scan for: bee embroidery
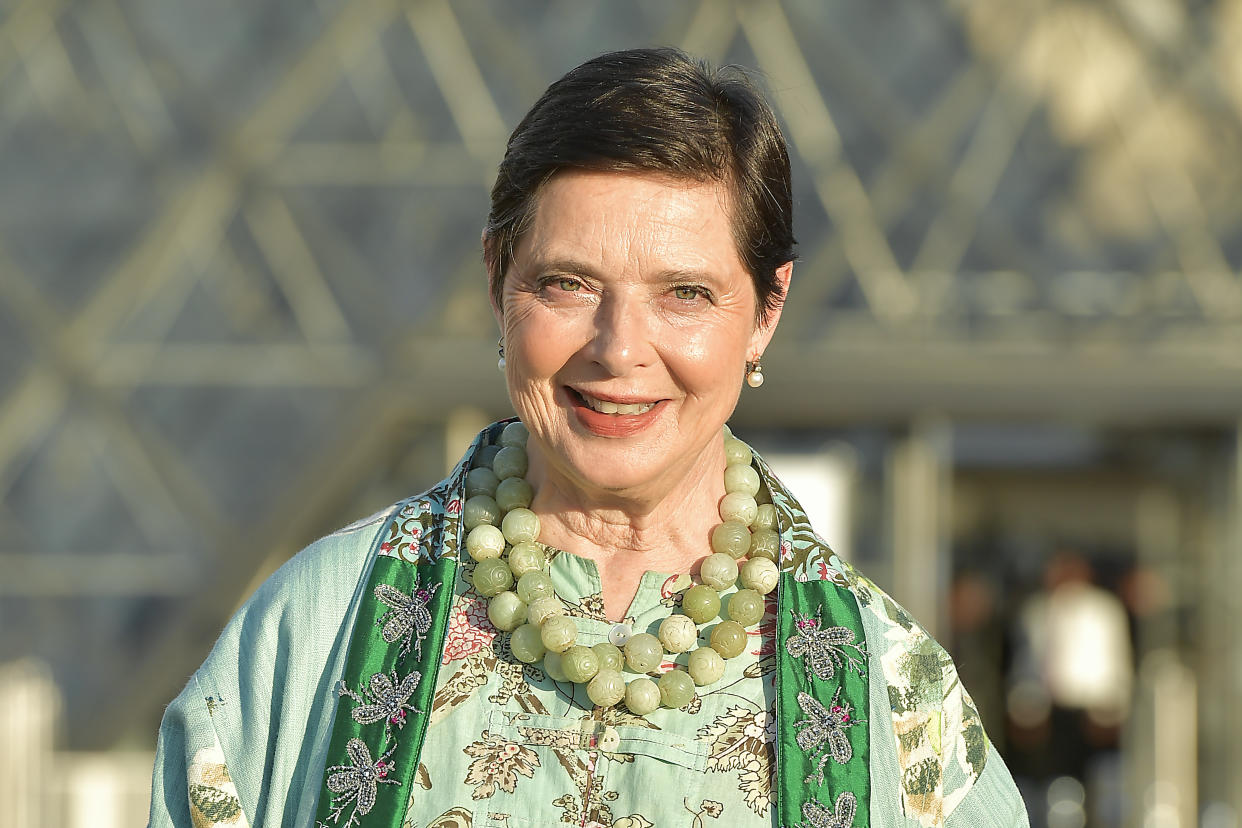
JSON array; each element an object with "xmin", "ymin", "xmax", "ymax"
[
  {"xmin": 784, "ymin": 608, "xmax": 866, "ymax": 683},
  {"xmin": 795, "ymin": 792, "xmax": 857, "ymax": 828},
  {"xmin": 204, "ymin": 695, "xmax": 226, "ymax": 717},
  {"xmin": 374, "ymin": 581, "xmax": 440, "ymax": 659},
  {"xmin": 793, "ymin": 688, "xmax": 860, "ymax": 785},
  {"xmin": 338, "ymin": 669, "xmax": 422, "ymax": 735},
  {"xmin": 323, "ymin": 737, "xmax": 399, "ymax": 826}
]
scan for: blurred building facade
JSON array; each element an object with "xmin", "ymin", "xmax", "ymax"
[{"xmin": 2, "ymin": 0, "xmax": 1242, "ymax": 825}]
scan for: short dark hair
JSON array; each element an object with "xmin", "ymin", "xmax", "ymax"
[{"xmin": 483, "ymin": 47, "xmax": 794, "ymax": 322}]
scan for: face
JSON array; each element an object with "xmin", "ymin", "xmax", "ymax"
[{"xmin": 494, "ymin": 169, "xmax": 790, "ymax": 500}]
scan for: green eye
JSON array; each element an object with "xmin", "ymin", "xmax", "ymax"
[
  {"xmin": 557, "ymin": 278, "xmax": 581, "ymax": 292},
  {"xmin": 673, "ymin": 286, "xmax": 703, "ymax": 301}
]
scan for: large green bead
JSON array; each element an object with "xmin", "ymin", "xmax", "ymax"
[
  {"xmin": 516, "ymin": 570, "xmax": 555, "ymax": 604},
  {"xmin": 727, "ymin": 588, "xmax": 765, "ymax": 627},
  {"xmin": 510, "ymin": 623, "xmax": 546, "ymax": 663},
  {"xmin": 748, "ymin": 527, "xmax": 780, "ymax": 562},
  {"xmin": 710, "ymin": 521, "xmax": 751, "ymax": 559},
  {"xmin": 724, "ymin": 464, "xmax": 761, "ymax": 496},
  {"xmin": 658, "ymin": 615, "xmax": 697, "ymax": 653},
  {"xmin": 587, "ymin": 668, "xmax": 626, "ymax": 707},
  {"xmin": 487, "ymin": 591, "xmax": 527, "ymax": 631},
  {"xmin": 492, "ymin": 446, "xmax": 528, "ymax": 480},
  {"xmin": 527, "ymin": 595, "xmax": 564, "ymax": 626},
  {"xmin": 687, "ymin": 646, "xmax": 725, "ymax": 686},
  {"xmin": 719, "ymin": 492, "xmax": 758, "ymax": 526},
  {"xmin": 501, "ymin": 508, "xmax": 541, "ymax": 545},
  {"xmin": 624, "ymin": 677, "xmax": 661, "ymax": 715},
  {"xmin": 463, "ymin": 496, "xmax": 501, "ymax": 531},
  {"xmin": 699, "ymin": 552, "xmax": 739, "ymax": 591},
  {"xmin": 465, "ymin": 524, "xmax": 506, "ymax": 561},
  {"xmin": 658, "ymin": 669, "xmax": 695, "ymax": 708},
  {"xmin": 507, "ymin": 542, "xmax": 546, "ymax": 578},
  {"xmin": 465, "ymin": 467, "xmax": 500, "ymax": 499},
  {"xmin": 740, "ymin": 556, "xmax": 779, "ymax": 595},
  {"xmin": 592, "ymin": 642, "xmax": 624, "ymax": 673},
  {"xmin": 495, "ymin": 477, "xmax": 534, "ymax": 512},
  {"xmin": 499, "ymin": 421, "xmax": 530, "ymax": 448},
  {"xmin": 540, "ymin": 614, "xmax": 578, "ymax": 653},
  {"xmin": 681, "ymin": 584, "xmax": 721, "ymax": 624},
  {"xmin": 624, "ymin": 632, "xmax": 663, "ymax": 673},
  {"xmin": 472, "ymin": 557, "xmax": 513, "ymax": 596},
  {"xmin": 562, "ymin": 645, "xmax": 600, "ymax": 683},
  {"xmin": 710, "ymin": 620, "xmax": 748, "ymax": 659},
  {"xmin": 723, "ymin": 437, "xmax": 752, "ymax": 467},
  {"xmin": 754, "ymin": 503, "xmax": 778, "ymax": 530}
]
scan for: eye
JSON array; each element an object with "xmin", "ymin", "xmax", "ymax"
[
  {"xmin": 558, "ymin": 278, "xmax": 582, "ymax": 292},
  {"xmin": 540, "ymin": 276, "xmax": 582, "ymax": 293},
  {"xmin": 672, "ymin": 285, "xmax": 707, "ymax": 301}
]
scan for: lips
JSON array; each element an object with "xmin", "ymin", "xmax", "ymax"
[
  {"xmin": 566, "ymin": 387, "xmax": 665, "ymax": 437},
  {"xmin": 575, "ymin": 390, "xmax": 656, "ymax": 416}
]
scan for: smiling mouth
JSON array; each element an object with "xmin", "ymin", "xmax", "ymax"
[{"xmin": 570, "ymin": 389, "xmax": 657, "ymax": 416}]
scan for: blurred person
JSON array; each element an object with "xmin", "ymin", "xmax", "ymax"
[{"xmin": 148, "ymin": 48, "xmax": 1026, "ymax": 827}]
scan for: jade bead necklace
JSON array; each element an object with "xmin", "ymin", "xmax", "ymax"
[{"xmin": 462, "ymin": 421, "xmax": 781, "ymax": 717}]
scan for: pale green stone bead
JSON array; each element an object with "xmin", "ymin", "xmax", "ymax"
[
  {"xmin": 500, "ymin": 507, "xmax": 540, "ymax": 545},
  {"xmin": 487, "ymin": 591, "xmax": 527, "ymax": 631},
  {"xmin": 465, "ymin": 467, "xmax": 500, "ymax": 499},
  {"xmin": 710, "ymin": 520, "xmax": 752, "ymax": 559},
  {"xmin": 623, "ymin": 632, "xmax": 663, "ymax": 673},
  {"xmin": 710, "ymin": 620, "xmax": 748, "ymax": 659},
  {"xmin": 699, "ymin": 552, "xmax": 739, "ymax": 592},
  {"xmin": 741, "ymin": 556, "xmax": 779, "ymax": 595},
  {"xmin": 719, "ymin": 492, "xmax": 758, "ymax": 526},
  {"xmin": 722, "ymin": 423, "xmax": 733, "ymax": 438},
  {"xmin": 471, "ymin": 444, "xmax": 502, "ymax": 469},
  {"xmin": 540, "ymin": 614, "xmax": 578, "ymax": 653},
  {"xmin": 463, "ymin": 496, "xmax": 501, "ymax": 531},
  {"xmin": 587, "ymin": 668, "xmax": 626, "ymax": 707},
  {"xmin": 724, "ymin": 464, "xmax": 761, "ymax": 497},
  {"xmin": 510, "ymin": 623, "xmax": 546, "ymax": 663},
  {"xmin": 727, "ymin": 588, "xmax": 765, "ymax": 627},
  {"xmin": 492, "ymin": 446, "xmax": 528, "ymax": 480},
  {"xmin": 687, "ymin": 646, "xmax": 725, "ymax": 686},
  {"xmin": 472, "ymin": 557, "xmax": 513, "ymax": 596},
  {"xmin": 495, "ymin": 477, "xmax": 534, "ymax": 513},
  {"xmin": 465, "ymin": 524, "xmax": 506, "ymax": 561},
  {"xmin": 723, "ymin": 437, "xmax": 752, "ymax": 467},
  {"xmin": 748, "ymin": 527, "xmax": 780, "ymax": 562},
  {"xmin": 499, "ymin": 421, "xmax": 530, "ymax": 448},
  {"xmin": 658, "ymin": 670, "xmax": 695, "ymax": 709},
  {"xmin": 527, "ymin": 595, "xmax": 564, "ymax": 626},
  {"xmin": 543, "ymin": 651, "xmax": 568, "ymax": 681},
  {"xmin": 624, "ymin": 676, "xmax": 661, "ymax": 716},
  {"xmin": 562, "ymin": 645, "xmax": 600, "ymax": 683},
  {"xmin": 658, "ymin": 614, "xmax": 698, "ymax": 653},
  {"xmin": 516, "ymin": 570, "xmax": 555, "ymax": 604},
  {"xmin": 592, "ymin": 642, "xmax": 624, "ymax": 673},
  {"xmin": 507, "ymin": 542, "xmax": 546, "ymax": 578},
  {"xmin": 681, "ymin": 584, "xmax": 721, "ymax": 624},
  {"xmin": 754, "ymin": 503, "xmax": 778, "ymax": 530}
]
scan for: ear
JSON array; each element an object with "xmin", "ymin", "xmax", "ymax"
[
  {"xmin": 483, "ymin": 228, "xmax": 504, "ymax": 326},
  {"xmin": 748, "ymin": 260, "xmax": 793, "ymax": 359}
]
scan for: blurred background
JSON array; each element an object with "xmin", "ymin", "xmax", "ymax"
[{"xmin": 1, "ymin": 0, "xmax": 1240, "ymax": 825}]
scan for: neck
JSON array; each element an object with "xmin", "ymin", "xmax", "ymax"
[{"xmin": 525, "ymin": 438, "xmax": 727, "ymax": 621}]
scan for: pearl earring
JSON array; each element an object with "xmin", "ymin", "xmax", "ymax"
[
  {"xmin": 497, "ymin": 341, "xmax": 506, "ymax": 372},
  {"xmin": 745, "ymin": 359, "xmax": 764, "ymax": 388}
]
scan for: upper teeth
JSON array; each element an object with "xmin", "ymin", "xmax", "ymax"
[{"xmin": 581, "ymin": 393, "xmax": 654, "ymax": 415}]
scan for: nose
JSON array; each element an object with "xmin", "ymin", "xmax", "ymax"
[{"xmin": 587, "ymin": 293, "xmax": 655, "ymax": 376}]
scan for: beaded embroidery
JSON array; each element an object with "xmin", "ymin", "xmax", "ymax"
[
  {"xmin": 338, "ymin": 669, "xmax": 423, "ymax": 737},
  {"xmin": 323, "ymin": 737, "xmax": 400, "ymax": 826},
  {"xmin": 374, "ymin": 581, "xmax": 441, "ymax": 659},
  {"xmin": 793, "ymin": 688, "xmax": 861, "ymax": 785},
  {"xmin": 784, "ymin": 608, "xmax": 866, "ymax": 684},
  {"xmin": 794, "ymin": 792, "xmax": 857, "ymax": 828}
]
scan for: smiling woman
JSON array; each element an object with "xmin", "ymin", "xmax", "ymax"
[{"xmin": 149, "ymin": 49, "xmax": 1028, "ymax": 828}]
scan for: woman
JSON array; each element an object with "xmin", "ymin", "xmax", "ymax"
[{"xmin": 150, "ymin": 48, "xmax": 1028, "ymax": 827}]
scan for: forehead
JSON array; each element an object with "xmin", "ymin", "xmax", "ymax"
[{"xmin": 519, "ymin": 169, "xmax": 743, "ymax": 272}]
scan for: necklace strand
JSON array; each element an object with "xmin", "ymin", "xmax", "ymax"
[{"xmin": 461, "ymin": 422, "xmax": 780, "ymax": 716}]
